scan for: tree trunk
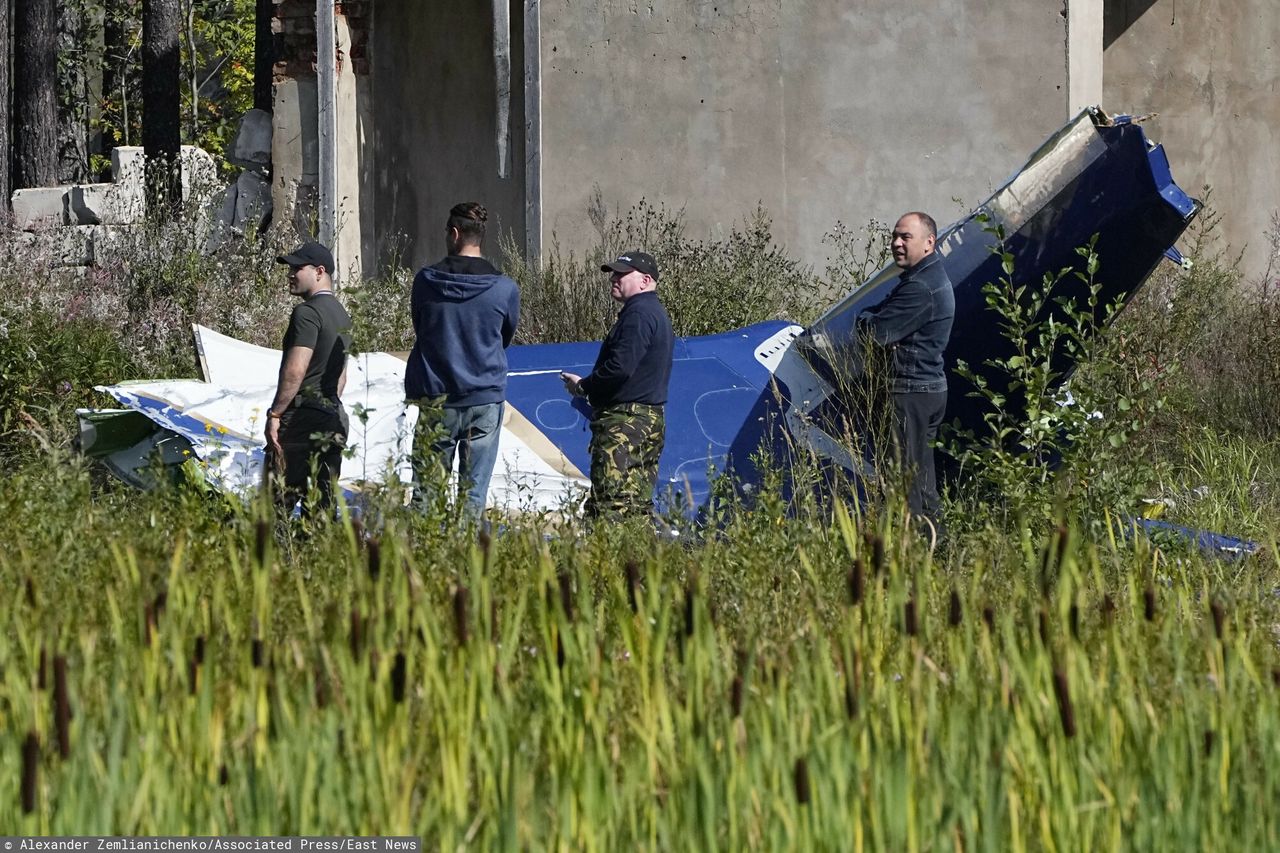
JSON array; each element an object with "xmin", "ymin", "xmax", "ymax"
[
  {"xmin": 13, "ymin": 0, "xmax": 58, "ymax": 189},
  {"xmin": 0, "ymin": 0, "xmax": 12, "ymax": 209},
  {"xmin": 142, "ymin": 0, "xmax": 182, "ymax": 218},
  {"xmin": 57, "ymin": 3, "xmax": 90, "ymax": 184},
  {"xmin": 253, "ymin": 0, "xmax": 275, "ymax": 112}
]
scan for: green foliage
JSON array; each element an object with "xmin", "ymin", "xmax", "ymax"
[
  {"xmin": 945, "ymin": 223, "xmax": 1165, "ymax": 532},
  {"xmin": 506, "ymin": 193, "xmax": 826, "ymax": 343}
]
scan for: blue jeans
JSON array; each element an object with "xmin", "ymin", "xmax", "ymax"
[{"xmin": 411, "ymin": 401, "xmax": 504, "ymax": 515}]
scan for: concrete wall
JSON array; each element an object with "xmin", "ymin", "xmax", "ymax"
[
  {"xmin": 536, "ymin": 1, "xmax": 1071, "ymax": 275},
  {"xmin": 1103, "ymin": 0, "xmax": 1280, "ymax": 278},
  {"xmin": 371, "ymin": 0, "xmax": 526, "ymax": 271}
]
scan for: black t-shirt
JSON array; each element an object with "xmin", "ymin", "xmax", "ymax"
[{"xmin": 282, "ymin": 292, "xmax": 352, "ymax": 400}]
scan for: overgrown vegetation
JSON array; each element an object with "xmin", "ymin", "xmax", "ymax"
[{"xmin": 1, "ymin": 196, "xmax": 1279, "ymax": 843}]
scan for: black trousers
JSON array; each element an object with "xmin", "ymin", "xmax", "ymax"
[
  {"xmin": 266, "ymin": 405, "xmax": 347, "ymax": 517},
  {"xmin": 891, "ymin": 391, "xmax": 946, "ymax": 523}
]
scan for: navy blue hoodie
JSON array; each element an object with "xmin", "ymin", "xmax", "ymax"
[{"xmin": 404, "ymin": 256, "xmax": 520, "ymax": 407}]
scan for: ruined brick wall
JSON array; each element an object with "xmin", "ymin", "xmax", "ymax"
[{"xmin": 272, "ymin": 0, "xmax": 372, "ymax": 80}]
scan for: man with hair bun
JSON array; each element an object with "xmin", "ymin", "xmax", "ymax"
[
  {"xmin": 405, "ymin": 202, "xmax": 520, "ymax": 516},
  {"xmin": 858, "ymin": 211, "xmax": 954, "ymax": 535}
]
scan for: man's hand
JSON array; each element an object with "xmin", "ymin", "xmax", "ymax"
[
  {"xmin": 264, "ymin": 413, "xmax": 283, "ymax": 455},
  {"xmin": 560, "ymin": 372, "xmax": 585, "ymax": 398}
]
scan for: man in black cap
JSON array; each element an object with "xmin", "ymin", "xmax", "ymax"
[
  {"xmin": 561, "ymin": 251, "xmax": 674, "ymax": 520},
  {"xmin": 265, "ymin": 240, "xmax": 353, "ymax": 516}
]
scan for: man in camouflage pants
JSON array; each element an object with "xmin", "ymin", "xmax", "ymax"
[{"xmin": 561, "ymin": 251, "xmax": 674, "ymax": 520}]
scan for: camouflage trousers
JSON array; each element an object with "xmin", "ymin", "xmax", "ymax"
[{"xmin": 584, "ymin": 402, "xmax": 666, "ymax": 521}]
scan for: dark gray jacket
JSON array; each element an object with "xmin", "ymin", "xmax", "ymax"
[{"xmin": 858, "ymin": 251, "xmax": 954, "ymax": 394}]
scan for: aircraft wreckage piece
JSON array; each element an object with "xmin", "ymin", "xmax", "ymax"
[{"xmin": 82, "ymin": 108, "xmax": 1198, "ymax": 520}]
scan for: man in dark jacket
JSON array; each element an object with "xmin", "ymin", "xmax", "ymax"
[
  {"xmin": 265, "ymin": 240, "xmax": 352, "ymax": 516},
  {"xmin": 405, "ymin": 202, "xmax": 520, "ymax": 515},
  {"xmin": 858, "ymin": 212, "xmax": 955, "ymax": 529},
  {"xmin": 561, "ymin": 251, "xmax": 674, "ymax": 520}
]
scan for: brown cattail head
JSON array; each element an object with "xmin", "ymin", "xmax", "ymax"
[
  {"xmin": 1144, "ymin": 585, "xmax": 1157, "ymax": 622},
  {"xmin": 37, "ymin": 647, "xmax": 47, "ymax": 690},
  {"xmin": 1210, "ymin": 599, "xmax": 1226, "ymax": 640},
  {"xmin": 390, "ymin": 652, "xmax": 407, "ymax": 703},
  {"xmin": 254, "ymin": 519, "xmax": 270, "ymax": 567},
  {"xmin": 904, "ymin": 598, "xmax": 918, "ymax": 637},
  {"xmin": 314, "ymin": 663, "xmax": 329, "ymax": 709},
  {"xmin": 730, "ymin": 674, "xmax": 744, "ymax": 718},
  {"xmin": 849, "ymin": 558, "xmax": 865, "ymax": 606},
  {"xmin": 1055, "ymin": 524, "xmax": 1070, "ymax": 565},
  {"xmin": 982, "ymin": 605, "xmax": 995, "ymax": 633},
  {"xmin": 22, "ymin": 730, "xmax": 38, "ymax": 813},
  {"xmin": 1038, "ymin": 607, "xmax": 1050, "ymax": 646},
  {"xmin": 793, "ymin": 757, "xmax": 811, "ymax": 805},
  {"xmin": 453, "ymin": 586, "xmax": 470, "ymax": 647},
  {"xmin": 477, "ymin": 527, "xmax": 492, "ymax": 569},
  {"xmin": 218, "ymin": 764, "xmax": 229, "ymax": 786},
  {"xmin": 625, "ymin": 559, "xmax": 641, "ymax": 613},
  {"xmin": 26, "ymin": 575, "xmax": 38, "ymax": 609},
  {"xmin": 558, "ymin": 570, "xmax": 575, "ymax": 623},
  {"xmin": 1069, "ymin": 604, "xmax": 1080, "ymax": 640},
  {"xmin": 1101, "ymin": 594, "xmax": 1116, "ymax": 627},
  {"xmin": 367, "ymin": 537, "xmax": 382, "ymax": 582},
  {"xmin": 555, "ymin": 631, "xmax": 566, "ymax": 669},
  {"xmin": 1052, "ymin": 668, "xmax": 1076, "ymax": 738},
  {"xmin": 868, "ymin": 532, "xmax": 886, "ymax": 575},
  {"xmin": 948, "ymin": 589, "xmax": 962, "ymax": 627},
  {"xmin": 251, "ymin": 637, "xmax": 264, "ymax": 669},
  {"xmin": 1203, "ymin": 729, "xmax": 1216, "ymax": 757},
  {"xmin": 349, "ymin": 609, "xmax": 364, "ymax": 658},
  {"xmin": 53, "ymin": 655, "xmax": 70, "ymax": 759},
  {"xmin": 1272, "ymin": 667, "xmax": 1280, "ymax": 689},
  {"xmin": 194, "ymin": 635, "xmax": 206, "ymax": 665}
]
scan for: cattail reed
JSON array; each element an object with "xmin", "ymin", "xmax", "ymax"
[
  {"xmin": 624, "ymin": 559, "xmax": 641, "ymax": 613},
  {"xmin": 1210, "ymin": 599, "xmax": 1226, "ymax": 640},
  {"xmin": 53, "ymin": 655, "xmax": 70, "ymax": 759},
  {"xmin": 867, "ymin": 532, "xmax": 886, "ymax": 575},
  {"xmin": 684, "ymin": 581, "xmax": 698, "ymax": 638},
  {"xmin": 849, "ymin": 558, "xmax": 865, "ymax": 606},
  {"xmin": 37, "ymin": 647, "xmax": 47, "ymax": 690},
  {"xmin": 904, "ymin": 598, "xmax": 918, "ymax": 637},
  {"xmin": 314, "ymin": 663, "xmax": 329, "ymax": 709},
  {"xmin": 366, "ymin": 536, "xmax": 381, "ymax": 581},
  {"xmin": 948, "ymin": 589, "xmax": 962, "ymax": 627},
  {"xmin": 349, "ymin": 609, "xmax": 364, "ymax": 658},
  {"xmin": 558, "ymin": 570, "xmax": 575, "ymax": 623},
  {"xmin": 793, "ymin": 757, "xmax": 811, "ymax": 805},
  {"xmin": 22, "ymin": 731, "xmax": 38, "ymax": 814},
  {"xmin": 844, "ymin": 652, "xmax": 861, "ymax": 719},
  {"xmin": 390, "ymin": 652, "xmax": 406, "ymax": 703},
  {"xmin": 1144, "ymin": 585, "xmax": 1157, "ymax": 621},
  {"xmin": 144, "ymin": 601, "xmax": 156, "ymax": 647},
  {"xmin": 453, "ymin": 586, "xmax": 470, "ymax": 647},
  {"xmin": 254, "ymin": 518, "xmax": 270, "ymax": 567},
  {"xmin": 730, "ymin": 649, "xmax": 747, "ymax": 718},
  {"xmin": 1052, "ymin": 667, "xmax": 1076, "ymax": 738}
]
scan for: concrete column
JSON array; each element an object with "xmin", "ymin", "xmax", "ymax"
[
  {"xmin": 316, "ymin": 0, "xmax": 338, "ymax": 269},
  {"xmin": 1067, "ymin": 0, "xmax": 1104, "ymax": 115},
  {"xmin": 523, "ymin": 0, "xmax": 542, "ymax": 263}
]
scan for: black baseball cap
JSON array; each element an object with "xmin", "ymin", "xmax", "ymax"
[
  {"xmin": 601, "ymin": 251, "xmax": 660, "ymax": 281},
  {"xmin": 277, "ymin": 240, "xmax": 334, "ymax": 272}
]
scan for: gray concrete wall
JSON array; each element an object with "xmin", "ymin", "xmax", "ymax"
[
  {"xmin": 371, "ymin": 1, "xmax": 526, "ymax": 272},
  {"xmin": 536, "ymin": 1, "xmax": 1071, "ymax": 277},
  {"xmin": 1103, "ymin": 0, "xmax": 1280, "ymax": 279}
]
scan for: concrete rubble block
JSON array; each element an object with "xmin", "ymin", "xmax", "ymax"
[
  {"xmin": 43, "ymin": 226, "xmax": 98, "ymax": 267},
  {"xmin": 230, "ymin": 109, "xmax": 273, "ymax": 170},
  {"xmin": 11, "ymin": 187, "xmax": 70, "ymax": 229},
  {"xmin": 180, "ymin": 146, "xmax": 220, "ymax": 202},
  {"xmin": 232, "ymin": 170, "xmax": 273, "ymax": 230},
  {"xmin": 68, "ymin": 183, "xmax": 145, "ymax": 226},
  {"xmin": 111, "ymin": 146, "xmax": 146, "ymax": 185}
]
